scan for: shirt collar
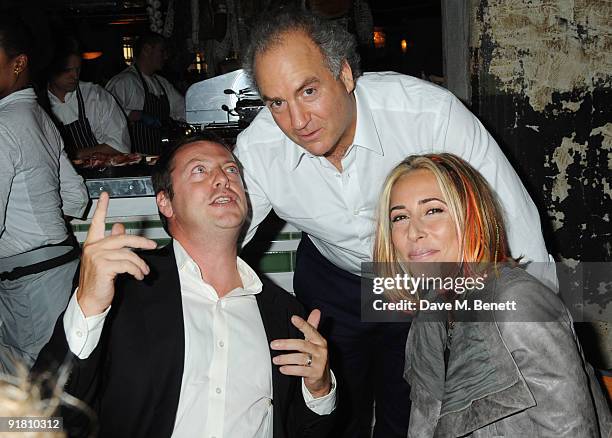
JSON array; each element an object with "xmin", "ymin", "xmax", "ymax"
[
  {"xmin": 287, "ymin": 80, "xmax": 383, "ymax": 171},
  {"xmin": 352, "ymin": 83, "xmax": 384, "ymax": 156},
  {"xmin": 48, "ymin": 87, "xmax": 77, "ymax": 106},
  {"xmin": 173, "ymin": 239, "xmax": 263, "ymax": 296},
  {"xmin": 0, "ymin": 87, "xmax": 36, "ymax": 108}
]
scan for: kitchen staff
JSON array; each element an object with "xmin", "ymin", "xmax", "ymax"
[
  {"xmin": 106, "ymin": 31, "xmax": 185, "ymax": 155},
  {"xmin": 43, "ymin": 36, "xmax": 131, "ymax": 159},
  {"xmin": 0, "ymin": 14, "xmax": 88, "ymax": 374}
]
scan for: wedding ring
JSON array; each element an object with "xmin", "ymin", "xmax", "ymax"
[{"xmin": 306, "ymin": 353, "xmax": 312, "ymax": 367}]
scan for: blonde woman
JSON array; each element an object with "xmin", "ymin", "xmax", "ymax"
[{"xmin": 373, "ymin": 153, "xmax": 611, "ymax": 437}]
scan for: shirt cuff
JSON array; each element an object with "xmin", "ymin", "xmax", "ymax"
[
  {"xmin": 301, "ymin": 370, "xmax": 337, "ymax": 415},
  {"xmin": 62, "ymin": 288, "xmax": 110, "ymax": 359}
]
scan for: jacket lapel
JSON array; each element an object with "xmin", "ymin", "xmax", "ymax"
[
  {"xmin": 256, "ymin": 284, "xmax": 293, "ymax": 435},
  {"xmin": 139, "ymin": 244, "xmax": 185, "ymax": 436}
]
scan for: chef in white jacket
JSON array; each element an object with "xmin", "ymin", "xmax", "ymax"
[
  {"xmin": 45, "ymin": 36, "xmax": 130, "ymax": 159},
  {"xmin": 106, "ymin": 31, "xmax": 185, "ymax": 155}
]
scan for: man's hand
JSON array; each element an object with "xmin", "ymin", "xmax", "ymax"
[
  {"xmin": 270, "ymin": 309, "xmax": 331, "ymax": 398},
  {"xmin": 76, "ymin": 192, "xmax": 157, "ymax": 317}
]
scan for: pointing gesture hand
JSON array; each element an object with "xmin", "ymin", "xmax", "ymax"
[{"xmin": 77, "ymin": 192, "xmax": 157, "ymax": 317}]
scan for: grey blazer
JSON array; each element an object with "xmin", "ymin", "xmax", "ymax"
[{"xmin": 404, "ymin": 266, "xmax": 612, "ymax": 438}]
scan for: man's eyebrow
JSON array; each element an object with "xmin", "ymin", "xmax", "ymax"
[
  {"xmin": 182, "ymin": 157, "xmax": 237, "ymax": 170},
  {"xmin": 296, "ymin": 77, "xmax": 319, "ymax": 94},
  {"xmin": 261, "ymin": 77, "xmax": 320, "ymax": 103}
]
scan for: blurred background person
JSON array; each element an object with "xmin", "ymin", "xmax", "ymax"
[
  {"xmin": 40, "ymin": 35, "xmax": 131, "ymax": 160},
  {"xmin": 0, "ymin": 13, "xmax": 88, "ymax": 375},
  {"xmin": 373, "ymin": 153, "xmax": 611, "ymax": 437},
  {"xmin": 106, "ymin": 31, "xmax": 185, "ymax": 155}
]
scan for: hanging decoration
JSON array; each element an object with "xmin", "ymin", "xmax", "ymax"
[
  {"xmin": 146, "ymin": 0, "xmax": 164, "ymax": 33},
  {"xmin": 163, "ymin": 0, "xmax": 175, "ymax": 38}
]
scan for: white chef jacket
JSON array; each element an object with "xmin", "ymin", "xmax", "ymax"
[
  {"xmin": 48, "ymin": 81, "xmax": 131, "ymax": 153},
  {"xmin": 106, "ymin": 65, "xmax": 186, "ymax": 122},
  {"xmin": 234, "ymin": 72, "xmax": 556, "ymax": 286},
  {"xmin": 63, "ymin": 240, "xmax": 336, "ymax": 437},
  {"xmin": 0, "ymin": 88, "xmax": 88, "ymax": 258}
]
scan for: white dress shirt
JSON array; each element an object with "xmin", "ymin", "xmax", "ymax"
[
  {"xmin": 0, "ymin": 88, "xmax": 88, "ymax": 257},
  {"xmin": 234, "ymin": 72, "xmax": 556, "ymax": 286},
  {"xmin": 48, "ymin": 81, "xmax": 131, "ymax": 153},
  {"xmin": 106, "ymin": 65, "xmax": 186, "ymax": 122},
  {"xmin": 63, "ymin": 240, "xmax": 336, "ymax": 437}
]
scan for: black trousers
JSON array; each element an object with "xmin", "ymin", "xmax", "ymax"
[{"xmin": 293, "ymin": 234, "xmax": 411, "ymax": 438}]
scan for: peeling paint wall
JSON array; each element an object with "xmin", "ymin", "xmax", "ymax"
[
  {"xmin": 470, "ymin": 0, "xmax": 611, "ymax": 366},
  {"xmin": 471, "ymin": 0, "xmax": 611, "ymax": 261}
]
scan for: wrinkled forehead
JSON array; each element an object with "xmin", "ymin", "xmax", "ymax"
[{"xmin": 253, "ymin": 30, "xmax": 328, "ymax": 79}]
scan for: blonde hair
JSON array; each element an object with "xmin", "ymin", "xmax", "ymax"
[
  {"xmin": 0, "ymin": 366, "xmax": 64, "ymax": 438},
  {"xmin": 373, "ymin": 153, "xmax": 511, "ymax": 298}
]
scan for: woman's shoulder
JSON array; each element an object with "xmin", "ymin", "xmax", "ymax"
[{"xmin": 489, "ymin": 265, "xmax": 567, "ymax": 321}]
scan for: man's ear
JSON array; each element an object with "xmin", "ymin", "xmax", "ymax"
[
  {"xmin": 339, "ymin": 60, "xmax": 355, "ymax": 94},
  {"xmin": 156, "ymin": 191, "xmax": 173, "ymax": 219}
]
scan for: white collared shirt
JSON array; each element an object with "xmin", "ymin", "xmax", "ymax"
[
  {"xmin": 48, "ymin": 81, "xmax": 131, "ymax": 153},
  {"xmin": 106, "ymin": 65, "xmax": 186, "ymax": 122},
  {"xmin": 234, "ymin": 72, "xmax": 556, "ymax": 286},
  {"xmin": 63, "ymin": 240, "xmax": 336, "ymax": 437}
]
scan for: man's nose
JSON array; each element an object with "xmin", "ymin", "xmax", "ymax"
[
  {"xmin": 212, "ymin": 167, "xmax": 230, "ymax": 188},
  {"xmin": 289, "ymin": 103, "xmax": 309, "ymax": 131}
]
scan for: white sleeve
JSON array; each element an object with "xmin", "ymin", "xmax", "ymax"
[
  {"xmin": 91, "ymin": 86, "xmax": 131, "ymax": 153},
  {"xmin": 63, "ymin": 289, "xmax": 111, "ymax": 359},
  {"xmin": 233, "ymin": 137, "xmax": 273, "ymax": 247},
  {"xmin": 0, "ymin": 128, "xmax": 19, "ymax": 236},
  {"xmin": 437, "ymin": 93, "xmax": 557, "ymax": 288},
  {"xmin": 301, "ymin": 370, "xmax": 337, "ymax": 415},
  {"xmin": 58, "ymin": 147, "xmax": 89, "ymax": 218},
  {"xmin": 106, "ymin": 74, "xmax": 144, "ymax": 114},
  {"xmin": 160, "ymin": 78, "xmax": 185, "ymax": 122}
]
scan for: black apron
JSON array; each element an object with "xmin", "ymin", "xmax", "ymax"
[
  {"xmin": 129, "ymin": 66, "xmax": 171, "ymax": 155},
  {"xmin": 57, "ymin": 84, "xmax": 98, "ymax": 157}
]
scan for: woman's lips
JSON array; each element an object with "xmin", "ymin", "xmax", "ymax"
[{"xmin": 408, "ymin": 249, "xmax": 439, "ymax": 260}]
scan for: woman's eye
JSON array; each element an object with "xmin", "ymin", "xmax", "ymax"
[
  {"xmin": 391, "ymin": 214, "xmax": 408, "ymax": 223},
  {"xmin": 226, "ymin": 165, "xmax": 239, "ymax": 174},
  {"xmin": 426, "ymin": 208, "xmax": 444, "ymax": 215}
]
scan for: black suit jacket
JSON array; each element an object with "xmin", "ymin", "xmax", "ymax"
[{"xmin": 35, "ymin": 244, "xmax": 335, "ymax": 438}]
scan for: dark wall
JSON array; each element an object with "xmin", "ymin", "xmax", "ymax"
[{"xmin": 470, "ymin": 0, "xmax": 612, "ymax": 368}]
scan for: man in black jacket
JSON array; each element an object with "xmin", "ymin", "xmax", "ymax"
[{"xmin": 35, "ymin": 133, "xmax": 336, "ymax": 437}]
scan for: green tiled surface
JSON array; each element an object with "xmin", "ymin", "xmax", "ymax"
[
  {"xmin": 72, "ymin": 221, "xmax": 164, "ymax": 232},
  {"xmin": 72, "ymin": 222, "xmax": 295, "ymax": 239},
  {"xmin": 72, "ymin": 222, "xmax": 297, "ymax": 273},
  {"xmin": 257, "ymin": 251, "xmax": 293, "ymax": 273}
]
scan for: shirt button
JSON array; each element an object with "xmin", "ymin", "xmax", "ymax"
[
  {"xmin": 216, "ymin": 387, "xmax": 222, "ymax": 394},
  {"xmin": 218, "ymin": 340, "xmax": 224, "ymax": 348},
  {"xmin": 76, "ymin": 330, "xmax": 83, "ymax": 338},
  {"xmin": 353, "ymin": 210, "xmax": 359, "ymax": 215},
  {"xmin": 335, "ymin": 174, "xmax": 341, "ymax": 178}
]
